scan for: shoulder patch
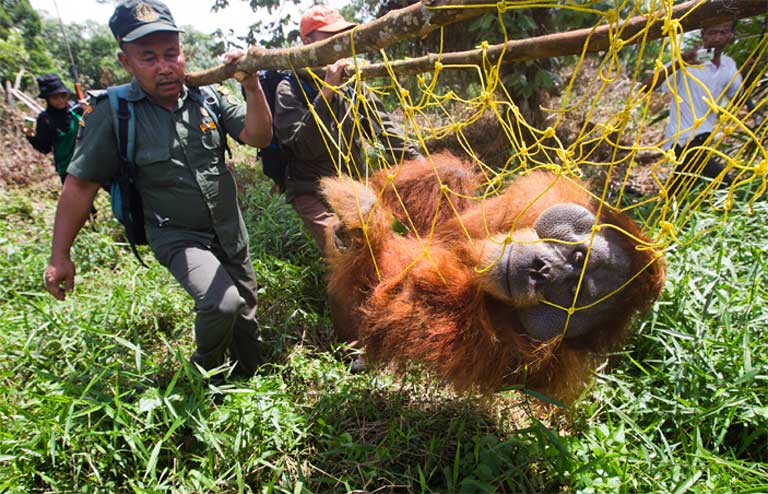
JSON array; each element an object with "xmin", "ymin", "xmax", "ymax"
[
  {"xmin": 215, "ymin": 84, "xmax": 241, "ymax": 105},
  {"xmin": 79, "ymin": 94, "xmax": 111, "ymax": 125},
  {"xmin": 87, "ymin": 89, "xmax": 108, "ymax": 101}
]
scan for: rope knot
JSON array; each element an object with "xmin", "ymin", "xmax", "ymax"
[
  {"xmin": 662, "ymin": 18, "xmax": 681, "ymax": 36},
  {"xmin": 756, "ymin": 159, "xmax": 768, "ymax": 175},
  {"xmin": 665, "ymin": 150, "xmax": 678, "ymax": 164}
]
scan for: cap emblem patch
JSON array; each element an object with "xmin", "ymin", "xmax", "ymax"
[{"xmin": 135, "ymin": 3, "xmax": 160, "ymax": 22}]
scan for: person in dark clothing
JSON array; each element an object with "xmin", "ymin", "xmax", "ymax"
[
  {"xmin": 23, "ymin": 74, "xmax": 85, "ymax": 183},
  {"xmin": 273, "ymin": 5, "xmax": 421, "ymax": 254}
]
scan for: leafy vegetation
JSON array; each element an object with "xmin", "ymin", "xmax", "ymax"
[
  {"xmin": 1, "ymin": 3, "xmax": 229, "ymax": 94},
  {"xmin": 0, "ymin": 144, "xmax": 765, "ymax": 492},
  {"xmin": 0, "ymin": 0, "xmax": 55, "ymax": 84},
  {"xmin": 40, "ymin": 18, "xmax": 129, "ymax": 89},
  {"xmin": 1, "ymin": 0, "xmax": 766, "ymax": 491}
]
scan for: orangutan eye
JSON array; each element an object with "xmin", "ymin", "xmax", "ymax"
[{"xmin": 572, "ymin": 249, "xmax": 585, "ymax": 267}]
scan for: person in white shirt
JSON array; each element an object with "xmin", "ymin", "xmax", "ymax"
[{"xmin": 646, "ymin": 21, "xmax": 744, "ymax": 191}]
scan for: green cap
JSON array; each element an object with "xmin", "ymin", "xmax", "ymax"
[{"xmin": 109, "ymin": 0, "xmax": 183, "ymax": 43}]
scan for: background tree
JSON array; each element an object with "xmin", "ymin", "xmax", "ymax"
[
  {"xmin": 38, "ymin": 15, "xmax": 229, "ymax": 91},
  {"xmin": 0, "ymin": 0, "xmax": 55, "ymax": 88},
  {"xmin": 40, "ymin": 18, "xmax": 128, "ymax": 90},
  {"xmin": 212, "ymin": 0, "xmax": 304, "ymax": 48},
  {"xmin": 181, "ymin": 28, "xmax": 229, "ymax": 72}
]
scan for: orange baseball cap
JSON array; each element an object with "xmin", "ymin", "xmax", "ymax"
[{"xmin": 300, "ymin": 5, "xmax": 356, "ymax": 39}]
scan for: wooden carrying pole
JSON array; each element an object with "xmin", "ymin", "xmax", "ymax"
[
  {"xmin": 186, "ymin": 0, "xmax": 496, "ymax": 86},
  {"xmin": 187, "ymin": 0, "xmax": 767, "ymax": 86}
]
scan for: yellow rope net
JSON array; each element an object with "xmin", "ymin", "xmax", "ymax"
[{"xmin": 286, "ymin": 0, "xmax": 767, "ymax": 333}]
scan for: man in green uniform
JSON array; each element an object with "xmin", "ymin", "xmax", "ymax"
[{"xmin": 42, "ymin": 0, "xmax": 273, "ymax": 379}]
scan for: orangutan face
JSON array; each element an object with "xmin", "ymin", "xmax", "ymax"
[{"xmin": 480, "ymin": 203, "xmax": 632, "ymax": 340}]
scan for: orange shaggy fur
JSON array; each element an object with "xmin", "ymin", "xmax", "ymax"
[{"xmin": 322, "ymin": 152, "xmax": 666, "ymax": 401}]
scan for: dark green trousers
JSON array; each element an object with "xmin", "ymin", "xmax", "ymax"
[{"xmin": 155, "ymin": 240, "xmax": 262, "ymax": 378}]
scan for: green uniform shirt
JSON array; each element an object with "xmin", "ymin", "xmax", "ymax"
[
  {"xmin": 273, "ymin": 79, "xmax": 421, "ymax": 200},
  {"xmin": 68, "ymin": 79, "xmax": 250, "ymax": 257}
]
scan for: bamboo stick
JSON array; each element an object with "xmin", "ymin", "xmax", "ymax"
[
  {"xmin": 11, "ymin": 88, "xmax": 44, "ymax": 113},
  {"xmin": 5, "ymin": 81, "xmax": 14, "ymax": 109}
]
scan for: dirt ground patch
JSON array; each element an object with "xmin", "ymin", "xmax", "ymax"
[{"xmin": 0, "ymin": 106, "xmax": 61, "ymax": 192}]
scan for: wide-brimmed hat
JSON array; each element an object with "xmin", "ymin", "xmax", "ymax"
[
  {"xmin": 37, "ymin": 74, "xmax": 71, "ymax": 99},
  {"xmin": 109, "ymin": 0, "xmax": 183, "ymax": 44},
  {"xmin": 300, "ymin": 5, "xmax": 357, "ymax": 39}
]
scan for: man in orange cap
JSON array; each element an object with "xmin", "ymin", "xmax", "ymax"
[
  {"xmin": 299, "ymin": 4, "xmax": 357, "ymax": 44},
  {"xmin": 271, "ymin": 4, "xmax": 421, "ymax": 254}
]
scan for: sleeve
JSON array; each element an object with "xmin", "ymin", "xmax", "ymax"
[
  {"xmin": 66, "ymin": 99, "xmax": 121, "ymax": 185},
  {"xmin": 274, "ymin": 79, "xmax": 340, "ymax": 161},
  {"xmin": 365, "ymin": 92, "xmax": 422, "ymax": 162},
  {"xmin": 26, "ymin": 112, "xmax": 54, "ymax": 154},
  {"xmin": 724, "ymin": 64, "xmax": 743, "ymax": 100},
  {"xmin": 214, "ymin": 86, "xmax": 247, "ymax": 144}
]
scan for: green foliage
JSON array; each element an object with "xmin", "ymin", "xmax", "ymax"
[
  {"xmin": 1, "ymin": 144, "xmax": 767, "ymax": 491},
  {"xmin": 0, "ymin": 30, "xmax": 29, "ymax": 82},
  {"xmin": 36, "ymin": 14, "xmax": 232, "ymax": 91},
  {"xmin": 180, "ymin": 27, "xmax": 228, "ymax": 73},
  {"xmin": 569, "ymin": 195, "xmax": 768, "ymax": 493},
  {"xmin": 212, "ymin": 0, "xmax": 304, "ymax": 48},
  {"xmin": 39, "ymin": 18, "xmax": 129, "ymax": 90},
  {"xmin": 0, "ymin": 0, "xmax": 55, "ymax": 84}
]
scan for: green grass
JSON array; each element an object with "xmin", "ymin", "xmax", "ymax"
[{"xmin": 0, "ymin": 157, "xmax": 766, "ymax": 493}]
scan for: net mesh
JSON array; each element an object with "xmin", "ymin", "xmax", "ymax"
[{"xmin": 287, "ymin": 0, "xmax": 767, "ymax": 335}]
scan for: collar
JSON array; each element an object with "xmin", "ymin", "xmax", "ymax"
[{"xmin": 127, "ymin": 78, "xmax": 149, "ymax": 102}]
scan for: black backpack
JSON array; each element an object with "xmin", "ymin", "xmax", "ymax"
[
  {"xmin": 105, "ymin": 84, "xmax": 226, "ymax": 266},
  {"xmin": 254, "ymin": 70, "xmax": 319, "ymax": 191}
]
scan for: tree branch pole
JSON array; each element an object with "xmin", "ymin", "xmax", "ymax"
[
  {"xmin": 357, "ymin": 0, "xmax": 768, "ymax": 79},
  {"xmin": 186, "ymin": 0, "xmax": 496, "ymax": 86},
  {"xmin": 187, "ymin": 0, "xmax": 766, "ymax": 87}
]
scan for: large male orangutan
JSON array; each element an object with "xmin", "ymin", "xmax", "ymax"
[{"xmin": 320, "ymin": 152, "xmax": 665, "ymax": 400}]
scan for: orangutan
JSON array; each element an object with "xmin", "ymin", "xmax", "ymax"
[{"xmin": 321, "ymin": 152, "xmax": 665, "ymax": 400}]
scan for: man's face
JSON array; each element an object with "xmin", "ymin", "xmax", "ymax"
[
  {"xmin": 301, "ymin": 29, "xmax": 339, "ymax": 46},
  {"xmin": 702, "ymin": 23, "xmax": 734, "ymax": 50},
  {"xmin": 47, "ymin": 93, "xmax": 69, "ymax": 110},
  {"xmin": 118, "ymin": 31, "xmax": 185, "ymax": 106}
]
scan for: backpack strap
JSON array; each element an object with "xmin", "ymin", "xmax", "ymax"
[
  {"xmin": 106, "ymin": 84, "xmax": 148, "ymax": 267},
  {"xmin": 189, "ymin": 85, "xmax": 231, "ymax": 159},
  {"xmin": 106, "ymin": 84, "xmax": 135, "ymax": 165},
  {"xmin": 286, "ymin": 72, "xmax": 319, "ymax": 107}
]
